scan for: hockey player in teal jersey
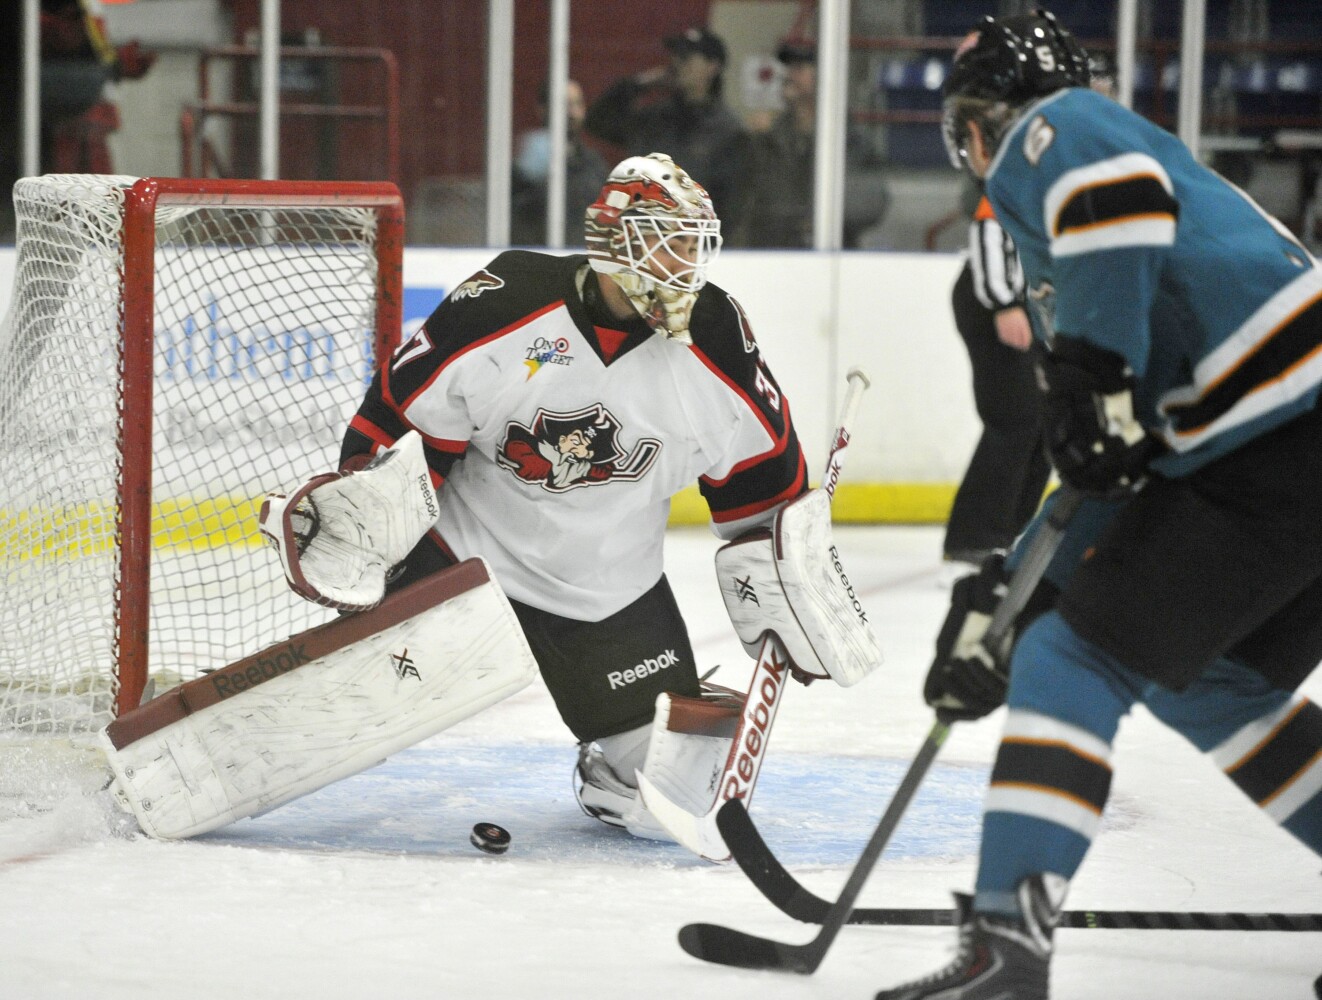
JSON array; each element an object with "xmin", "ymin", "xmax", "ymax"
[{"xmin": 877, "ymin": 10, "xmax": 1322, "ymax": 1000}]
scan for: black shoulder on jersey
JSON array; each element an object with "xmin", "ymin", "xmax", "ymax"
[
  {"xmin": 421, "ymin": 250, "xmax": 585, "ymax": 352},
  {"xmin": 686, "ymin": 281, "xmax": 761, "ymax": 370}
]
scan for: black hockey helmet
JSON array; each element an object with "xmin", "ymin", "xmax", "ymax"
[{"xmin": 942, "ymin": 9, "xmax": 1091, "ymax": 169}]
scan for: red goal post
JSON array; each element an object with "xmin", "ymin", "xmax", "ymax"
[{"xmin": 0, "ymin": 176, "xmax": 404, "ymax": 735}]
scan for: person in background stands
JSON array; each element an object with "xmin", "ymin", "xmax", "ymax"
[
  {"xmin": 39, "ymin": 0, "xmax": 156, "ymax": 173},
  {"xmin": 584, "ymin": 26, "xmax": 744, "ymax": 220},
  {"xmin": 511, "ymin": 79, "xmax": 609, "ymax": 247},
  {"xmin": 0, "ymin": 0, "xmax": 154, "ymax": 241},
  {"xmin": 733, "ymin": 39, "xmax": 890, "ymax": 248}
]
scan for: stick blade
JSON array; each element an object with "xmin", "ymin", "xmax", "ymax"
[
  {"xmin": 677, "ymin": 922, "xmax": 819, "ymax": 973},
  {"xmin": 716, "ymin": 799, "xmax": 830, "ymax": 923}
]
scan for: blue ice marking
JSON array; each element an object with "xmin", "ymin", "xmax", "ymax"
[{"xmin": 203, "ymin": 742, "xmax": 988, "ymax": 867}]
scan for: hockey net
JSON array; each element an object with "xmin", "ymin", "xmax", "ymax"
[{"xmin": 0, "ymin": 175, "xmax": 403, "ymax": 737}]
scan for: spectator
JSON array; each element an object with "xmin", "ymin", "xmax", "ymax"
[
  {"xmin": 511, "ymin": 79, "xmax": 609, "ymax": 247},
  {"xmin": 0, "ymin": 0, "xmax": 154, "ymax": 240},
  {"xmin": 584, "ymin": 26, "xmax": 744, "ymax": 217},
  {"xmin": 39, "ymin": 0, "xmax": 156, "ymax": 174},
  {"xmin": 942, "ymin": 181, "xmax": 1050, "ymax": 570},
  {"xmin": 733, "ymin": 39, "xmax": 889, "ymax": 248}
]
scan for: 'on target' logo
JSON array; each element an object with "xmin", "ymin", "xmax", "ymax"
[{"xmin": 523, "ymin": 336, "xmax": 575, "ymax": 380}]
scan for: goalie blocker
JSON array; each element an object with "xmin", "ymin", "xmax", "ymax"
[
  {"xmin": 100, "ymin": 558, "xmax": 536, "ymax": 840},
  {"xmin": 717, "ymin": 489, "xmax": 882, "ymax": 686}
]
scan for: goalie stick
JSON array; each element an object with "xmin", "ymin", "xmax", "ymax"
[
  {"xmin": 709, "ymin": 797, "xmax": 1322, "ymax": 931},
  {"xmin": 677, "ymin": 486, "xmax": 1085, "ymax": 972},
  {"xmin": 640, "ymin": 367, "xmax": 872, "ymax": 862}
]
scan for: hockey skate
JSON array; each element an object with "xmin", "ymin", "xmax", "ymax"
[
  {"xmin": 573, "ymin": 741, "xmax": 634, "ymax": 828},
  {"xmin": 874, "ymin": 874, "xmax": 1063, "ymax": 1000},
  {"xmin": 572, "ymin": 741, "xmax": 669, "ymax": 840}
]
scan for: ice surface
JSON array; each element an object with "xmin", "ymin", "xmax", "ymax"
[{"xmin": 2, "ymin": 525, "xmax": 1318, "ymax": 999}]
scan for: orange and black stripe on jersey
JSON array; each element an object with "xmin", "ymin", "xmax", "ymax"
[
  {"xmin": 1045, "ymin": 152, "xmax": 1178, "ymax": 258},
  {"xmin": 1159, "ymin": 286, "xmax": 1322, "ymax": 442},
  {"xmin": 1213, "ymin": 694, "xmax": 1322, "ymax": 824}
]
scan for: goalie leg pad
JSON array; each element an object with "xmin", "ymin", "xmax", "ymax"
[
  {"xmin": 99, "ymin": 557, "xmax": 536, "ymax": 840},
  {"xmin": 715, "ymin": 489, "xmax": 883, "ymax": 686},
  {"xmin": 629, "ymin": 686, "xmax": 743, "ymax": 841},
  {"xmin": 573, "ymin": 685, "xmax": 743, "ymax": 842}
]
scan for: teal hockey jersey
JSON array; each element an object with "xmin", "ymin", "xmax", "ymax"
[{"xmin": 984, "ymin": 87, "xmax": 1322, "ymax": 476}]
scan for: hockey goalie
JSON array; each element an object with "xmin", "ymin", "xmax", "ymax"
[{"xmin": 104, "ymin": 152, "xmax": 883, "ymax": 848}]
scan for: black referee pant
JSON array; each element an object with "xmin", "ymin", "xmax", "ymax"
[{"xmin": 944, "ymin": 261, "xmax": 1051, "ymax": 561}]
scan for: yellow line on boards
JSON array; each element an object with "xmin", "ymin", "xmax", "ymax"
[
  {"xmin": 667, "ymin": 482, "xmax": 958, "ymax": 526},
  {"xmin": 0, "ymin": 483, "xmax": 962, "ymax": 559}
]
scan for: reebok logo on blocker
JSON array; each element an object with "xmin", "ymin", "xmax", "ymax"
[
  {"xmin": 831, "ymin": 544, "xmax": 868, "ymax": 624},
  {"xmin": 608, "ymin": 649, "xmax": 681, "ymax": 689}
]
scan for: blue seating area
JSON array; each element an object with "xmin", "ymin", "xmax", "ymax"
[
  {"xmin": 922, "ymin": 1, "xmax": 1113, "ymax": 40},
  {"xmin": 920, "ymin": 1, "xmax": 999, "ymax": 37},
  {"xmin": 1265, "ymin": 0, "xmax": 1317, "ymax": 39},
  {"xmin": 873, "ymin": 55, "xmax": 948, "ymax": 167},
  {"xmin": 869, "ymin": 1, "xmax": 1321, "ymax": 167}
]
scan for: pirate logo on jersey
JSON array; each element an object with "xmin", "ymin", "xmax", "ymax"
[
  {"xmin": 497, "ymin": 404, "xmax": 661, "ymax": 492},
  {"xmin": 451, "ymin": 268, "xmax": 505, "ymax": 302}
]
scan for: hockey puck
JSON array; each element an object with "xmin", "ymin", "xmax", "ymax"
[{"xmin": 470, "ymin": 822, "xmax": 511, "ymax": 855}]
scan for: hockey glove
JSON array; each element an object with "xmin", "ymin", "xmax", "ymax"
[
  {"xmin": 1040, "ymin": 336, "xmax": 1155, "ymax": 497},
  {"xmin": 259, "ymin": 431, "xmax": 440, "ymax": 610},
  {"xmin": 924, "ymin": 553, "xmax": 1015, "ymax": 722}
]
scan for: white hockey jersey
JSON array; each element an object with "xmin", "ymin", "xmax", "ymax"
[{"xmin": 343, "ymin": 251, "xmax": 807, "ymax": 621}]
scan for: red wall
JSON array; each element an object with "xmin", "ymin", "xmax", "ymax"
[{"xmin": 226, "ymin": 0, "xmax": 716, "ymax": 202}]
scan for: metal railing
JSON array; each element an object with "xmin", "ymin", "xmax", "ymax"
[{"xmin": 179, "ymin": 45, "xmax": 400, "ymax": 185}]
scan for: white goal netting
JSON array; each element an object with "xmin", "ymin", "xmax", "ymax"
[{"xmin": 0, "ymin": 175, "xmax": 400, "ymax": 736}]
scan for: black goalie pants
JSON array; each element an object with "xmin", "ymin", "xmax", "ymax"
[{"xmin": 391, "ymin": 536, "xmax": 701, "ymax": 742}]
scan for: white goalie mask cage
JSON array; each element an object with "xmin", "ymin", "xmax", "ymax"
[{"xmin": 584, "ymin": 153, "xmax": 722, "ymax": 293}]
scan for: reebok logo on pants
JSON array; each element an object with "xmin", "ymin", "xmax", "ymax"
[{"xmin": 608, "ymin": 649, "xmax": 680, "ymax": 690}]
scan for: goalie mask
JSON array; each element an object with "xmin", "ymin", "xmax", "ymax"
[
  {"xmin": 941, "ymin": 9, "xmax": 1090, "ymax": 171},
  {"xmin": 584, "ymin": 152, "xmax": 722, "ymax": 344}
]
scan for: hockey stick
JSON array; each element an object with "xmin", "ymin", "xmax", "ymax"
[
  {"xmin": 639, "ymin": 368, "xmax": 871, "ymax": 862},
  {"xmin": 710, "ymin": 799, "xmax": 1322, "ymax": 930},
  {"xmin": 677, "ymin": 486, "xmax": 1085, "ymax": 972}
]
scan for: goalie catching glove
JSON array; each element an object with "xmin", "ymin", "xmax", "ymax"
[
  {"xmin": 715, "ymin": 489, "xmax": 883, "ymax": 687},
  {"xmin": 259, "ymin": 430, "xmax": 440, "ymax": 610}
]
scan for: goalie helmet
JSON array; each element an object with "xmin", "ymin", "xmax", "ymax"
[
  {"xmin": 584, "ymin": 152, "xmax": 723, "ymax": 344},
  {"xmin": 941, "ymin": 9, "xmax": 1090, "ymax": 170}
]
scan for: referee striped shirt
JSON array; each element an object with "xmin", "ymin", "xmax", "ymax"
[{"xmin": 968, "ymin": 195, "xmax": 1025, "ymax": 311}]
